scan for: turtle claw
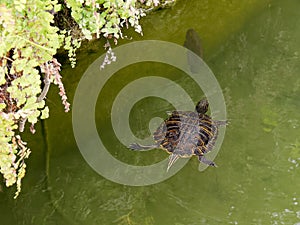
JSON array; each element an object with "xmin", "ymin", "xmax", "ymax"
[
  {"xmin": 210, "ymin": 162, "xmax": 218, "ymax": 167},
  {"xmin": 128, "ymin": 143, "xmax": 142, "ymax": 150},
  {"xmin": 167, "ymin": 154, "xmax": 180, "ymax": 172},
  {"xmin": 215, "ymin": 119, "xmax": 229, "ymax": 126},
  {"xmin": 128, "ymin": 143, "xmax": 158, "ymax": 151}
]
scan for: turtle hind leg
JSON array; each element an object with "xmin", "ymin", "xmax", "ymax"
[
  {"xmin": 198, "ymin": 155, "xmax": 217, "ymax": 167},
  {"xmin": 128, "ymin": 143, "xmax": 158, "ymax": 151}
]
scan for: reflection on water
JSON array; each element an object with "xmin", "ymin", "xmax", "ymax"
[{"xmin": 2, "ymin": 0, "xmax": 300, "ymax": 224}]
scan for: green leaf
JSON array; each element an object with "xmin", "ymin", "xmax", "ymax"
[
  {"xmin": 40, "ymin": 106, "xmax": 49, "ymax": 119},
  {"xmin": 27, "ymin": 110, "xmax": 40, "ymax": 124},
  {"xmin": 0, "ymin": 103, "xmax": 6, "ymax": 110},
  {"xmin": 0, "ymin": 67, "xmax": 6, "ymax": 85},
  {"xmin": 54, "ymin": 4, "xmax": 61, "ymax": 12},
  {"xmin": 103, "ymin": 2, "xmax": 110, "ymax": 8}
]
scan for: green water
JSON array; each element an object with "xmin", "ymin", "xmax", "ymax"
[{"xmin": 2, "ymin": 0, "xmax": 300, "ymax": 224}]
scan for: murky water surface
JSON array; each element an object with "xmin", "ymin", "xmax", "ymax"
[{"xmin": 1, "ymin": 0, "xmax": 300, "ymax": 224}]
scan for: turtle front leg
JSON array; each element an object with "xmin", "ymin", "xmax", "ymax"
[
  {"xmin": 198, "ymin": 155, "xmax": 218, "ymax": 167},
  {"xmin": 215, "ymin": 120, "xmax": 228, "ymax": 126},
  {"xmin": 128, "ymin": 143, "xmax": 159, "ymax": 151}
]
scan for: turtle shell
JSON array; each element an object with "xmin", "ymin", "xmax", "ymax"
[{"xmin": 153, "ymin": 110, "xmax": 218, "ymax": 157}]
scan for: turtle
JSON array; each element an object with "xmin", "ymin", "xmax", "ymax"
[
  {"xmin": 128, "ymin": 98, "xmax": 226, "ymax": 171},
  {"xmin": 184, "ymin": 28, "xmax": 203, "ymax": 73}
]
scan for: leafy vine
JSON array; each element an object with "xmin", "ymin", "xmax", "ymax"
[{"xmin": 0, "ymin": 0, "xmax": 176, "ymax": 198}]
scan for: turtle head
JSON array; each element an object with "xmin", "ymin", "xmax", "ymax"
[{"xmin": 195, "ymin": 98, "xmax": 209, "ymax": 114}]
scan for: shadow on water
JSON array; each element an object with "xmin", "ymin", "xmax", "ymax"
[{"xmin": 2, "ymin": 0, "xmax": 300, "ymax": 224}]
